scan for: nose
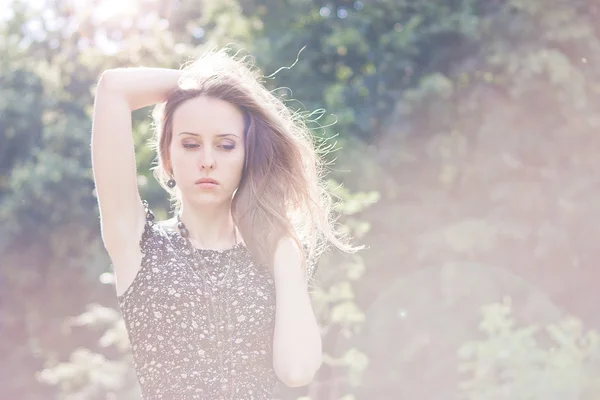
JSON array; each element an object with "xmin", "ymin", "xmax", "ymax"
[{"xmin": 198, "ymin": 146, "xmax": 215, "ymax": 170}]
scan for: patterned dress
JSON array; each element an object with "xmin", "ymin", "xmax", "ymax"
[{"xmin": 117, "ymin": 203, "xmax": 281, "ymax": 399}]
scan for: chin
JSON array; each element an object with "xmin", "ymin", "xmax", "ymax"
[{"xmin": 191, "ymin": 193, "xmax": 231, "ymax": 207}]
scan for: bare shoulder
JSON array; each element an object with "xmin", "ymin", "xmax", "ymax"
[
  {"xmin": 275, "ymin": 236, "xmax": 303, "ymax": 258},
  {"xmin": 158, "ymin": 217, "xmax": 178, "ymax": 230},
  {"xmin": 111, "ymin": 216, "xmax": 174, "ymax": 298},
  {"xmin": 273, "ymin": 236, "xmax": 306, "ymax": 283}
]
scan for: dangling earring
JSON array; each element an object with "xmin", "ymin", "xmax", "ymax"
[{"xmin": 167, "ymin": 178, "xmax": 176, "ymax": 188}]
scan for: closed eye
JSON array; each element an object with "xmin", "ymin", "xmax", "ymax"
[{"xmin": 183, "ymin": 143, "xmax": 235, "ymax": 150}]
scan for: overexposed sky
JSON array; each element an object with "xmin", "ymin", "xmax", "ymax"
[{"xmin": 2, "ymin": 0, "xmax": 160, "ymax": 54}]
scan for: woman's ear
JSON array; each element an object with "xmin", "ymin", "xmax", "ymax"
[{"xmin": 162, "ymin": 151, "xmax": 173, "ymax": 177}]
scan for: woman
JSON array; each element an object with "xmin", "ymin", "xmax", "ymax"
[{"xmin": 91, "ymin": 48, "xmax": 358, "ymax": 399}]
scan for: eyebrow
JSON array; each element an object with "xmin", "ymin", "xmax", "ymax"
[{"xmin": 178, "ymin": 132, "xmax": 239, "ymax": 138}]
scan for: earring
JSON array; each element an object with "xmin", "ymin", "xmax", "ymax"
[{"xmin": 167, "ymin": 178, "xmax": 176, "ymax": 188}]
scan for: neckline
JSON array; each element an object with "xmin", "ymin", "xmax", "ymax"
[
  {"xmin": 160, "ymin": 218, "xmax": 246, "ymax": 254},
  {"xmin": 191, "ymin": 241, "xmax": 246, "ymax": 254},
  {"xmin": 175, "ymin": 212, "xmax": 239, "ymax": 247}
]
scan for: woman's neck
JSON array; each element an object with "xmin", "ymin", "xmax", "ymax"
[{"xmin": 178, "ymin": 201, "xmax": 238, "ymax": 250}]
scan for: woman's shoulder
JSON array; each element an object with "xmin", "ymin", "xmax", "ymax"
[
  {"xmin": 137, "ymin": 207, "xmax": 179, "ymax": 251},
  {"xmin": 155, "ymin": 217, "xmax": 178, "ymax": 232},
  {"xmin": 147, "ymin": 217, "xmax": 181, "ymax": 245}
]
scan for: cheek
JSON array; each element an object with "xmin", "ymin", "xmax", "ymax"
[
  {"xmin": 168, "ymin": 147, "xmax": 190, "ymax": 175},
  {"xmin": 172, "ymin": 146, "xmax": 194, "ymax": 164},
  {"xmin": 233, "ymin": 151, "xmax": 246, "ymax": 173},
  {"xmin": 225, "ymin": 152, "xmax": 245, "ymax": 182}
]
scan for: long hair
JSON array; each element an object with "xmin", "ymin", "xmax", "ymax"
[{"xmin": 149, "ymin": 47, "xmax": 360, "ymax": 277}]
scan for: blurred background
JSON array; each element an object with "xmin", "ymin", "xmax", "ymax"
[{"xmin": 2, "ymin": 0, "xmax": 600, "ymax": 398}]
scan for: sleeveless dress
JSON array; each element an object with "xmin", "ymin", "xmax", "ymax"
[{"xmin": 116, "ymin": 203, "xmax": 281, "ymax": 400}]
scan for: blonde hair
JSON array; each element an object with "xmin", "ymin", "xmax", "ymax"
[{"xmin": 150, "ymin": 47, "xmax": 360, "ymax": 276}]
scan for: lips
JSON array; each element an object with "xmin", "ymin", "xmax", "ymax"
[{"xmin": 195, "ymin": 178, "xmax": 218, "ymax": 185}]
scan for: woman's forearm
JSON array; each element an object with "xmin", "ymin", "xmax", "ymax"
[{"xmin": 98, "ymin": 68, "xmax": 182, "ymax": 111}]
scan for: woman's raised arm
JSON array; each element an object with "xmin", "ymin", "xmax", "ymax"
[{"xmin": 91, "ymin": 68, "xmax": 181, "ymax": 256}]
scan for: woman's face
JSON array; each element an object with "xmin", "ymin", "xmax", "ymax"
[{"xmin": 169, "ymin": 95, "xmax": 246, "ymax": 207}]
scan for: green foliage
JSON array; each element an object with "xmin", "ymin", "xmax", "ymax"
[
  {"xmin": 459, "ymin": 299, "xmax": 600, "ymax": 399},
  {"xmin": 36, "ymin": 304, "xmax": 140, "ymax": 399},
  {"xmin": 308, "ymin": 181, "xmax": 377, "ymax": 397}
]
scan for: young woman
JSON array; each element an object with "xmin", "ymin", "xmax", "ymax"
[{"xmin": 91, "ymin": 48, "xmax": 358, "ymax": 399}]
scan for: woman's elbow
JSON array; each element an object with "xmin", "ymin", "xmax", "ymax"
[
  {"xmin": 275, "ymin": 357, "xmax": 322, "ymax": 387},
  {"xmin": 278, "ymin": 369, "xmax": 317, "ymax": 388}
]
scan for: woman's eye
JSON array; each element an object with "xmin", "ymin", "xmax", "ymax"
[{"xmin": 183, "ymin": 143, "xmax": 235, "ymax": 150}]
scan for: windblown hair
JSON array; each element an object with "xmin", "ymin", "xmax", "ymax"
[{"xmin": 149, "ymin": 47, "xmax": 359, "ymax": 278}]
